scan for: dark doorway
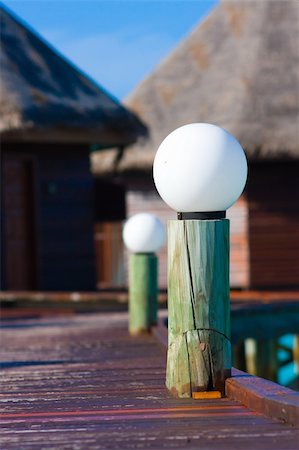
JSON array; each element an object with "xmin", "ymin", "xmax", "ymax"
[{"xmin": 2, "ymin": 157, "xmax": 37, "ymax": 290}]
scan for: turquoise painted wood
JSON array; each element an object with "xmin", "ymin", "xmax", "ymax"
[
  {"xmin": 166, "ymin": 219, "xmax": 231, "ymax": 397},
  {"xmin": 129, "ymin": 253, "xmax": 158, "ymax": 335}
]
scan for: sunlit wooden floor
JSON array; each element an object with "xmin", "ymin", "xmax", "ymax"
[{"xmin": 1, "ymin": 312, "xmax": 298, "ymax": 449}]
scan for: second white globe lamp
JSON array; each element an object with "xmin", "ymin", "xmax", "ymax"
[{"xmin": 123, "ymin": 213, "xmax": 165, "ymax": 253}]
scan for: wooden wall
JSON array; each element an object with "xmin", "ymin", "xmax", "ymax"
[
  {"xmin": 227, "ymin": 196, "xmax": 250, "ymax": 288},
  {"xmin": 125, "ymin": 177, "xmax": 249, "ymax": 289},
  {"xmin": 1, "ymin": 144, "xmax": 96, "ymax": 291},
  {"xmin": 125, "ymin": 161, "xmax": 299, "ymax": 290},
  {"xmin": 247, "ymin": 161, "xmax": 299, "ymax": 288},
  {"xmin": 93, "ymin": 180, "xmax": 126, "ymax": 288},
  {"xmin": 94, "ymin": 222, "xmax": 125, "ymax": 289}
]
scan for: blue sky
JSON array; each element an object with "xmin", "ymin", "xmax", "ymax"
[{"xmin": 3, "ymin": 0, "xmax": 218, "ymax": 100}]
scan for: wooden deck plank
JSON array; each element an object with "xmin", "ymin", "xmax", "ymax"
[{"xmin": 1, "ymin": 312, "xmax": 298, "ymax": 449}]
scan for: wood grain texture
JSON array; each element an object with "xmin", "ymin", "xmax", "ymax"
[
  {"xmin": 166, "ymin": 220, "xmax": 231, "ymax": 397},
  {"xmin": 129, "ymin": 253, "xmax": 158, "ymax": 335},
  {"xmin": 126, "ymin": 187, "xmax": 249, "ymax": 289},
  {"xmin": 1, "ymin": 145, "xmax": 97, "ymax": 291},
  {"xmin": 94, "ymin": 222, "xmax": 125, "ymax": 289},
  {"xmin": 154, "ymin": 318, "xmax": 299, "ymax": 429},
  {"xmin": 1, "ymin": 311, "xmax": 299, "ymax": 448}
]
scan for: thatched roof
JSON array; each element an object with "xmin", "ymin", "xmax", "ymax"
[
  {"xmin": 93, "ymin": 0, "xmax": 299, "ymax": 175},
  {"xmin": 0, "ymin": 5, "xmax": 146, "ymax": 146}
]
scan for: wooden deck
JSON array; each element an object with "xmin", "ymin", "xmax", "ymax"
[{"xmin": 1, "ymin": 311, "xmax": 299, "ymax": 449}]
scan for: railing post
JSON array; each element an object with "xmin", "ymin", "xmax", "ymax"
[
  {"xmin": 166, "ymin": 219, "xmax": 231, "ymax": 396},
  {"xmin": 128, "ymin": 252, "xmax": 158, "ymax": 335}
]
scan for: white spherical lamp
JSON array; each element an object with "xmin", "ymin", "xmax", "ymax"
[
  {"xmin": 153, "ymin": 123, "xmax": 248, "ymax": 214},
  {"xmin": 123, "ymin": 213, "xmax": 165, "ymax": 253}
]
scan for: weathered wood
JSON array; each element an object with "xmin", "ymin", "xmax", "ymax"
[
  {"xmin": 129, "ymin": 253, "xmax": 158, "ymax": 335},
  {"xmin": 1, "ymin": 311, "xmax": 299, "ymax": 449},
  {"xmin": 226, "ymin": 368, "xmax": 299, "ymax": 429},
  {"xmin": 166, "ymin": 219, "xmax": 231, "ymax": 397},
  {"xmin": 154, "ymin": 316, "xmax": 299, "ymax": 429}
]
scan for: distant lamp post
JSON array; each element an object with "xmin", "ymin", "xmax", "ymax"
[
  {"xmin": 153, "ymin": 123, "xmax": 247, "ymax": 398},
  {"xmin": 123, "ymin": 213, "xmax": 165, "ymax": 335}
]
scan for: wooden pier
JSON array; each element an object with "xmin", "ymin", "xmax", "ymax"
[{"xmin": 1, "ymin": 310, "xmax": 298, "ymax": 449}]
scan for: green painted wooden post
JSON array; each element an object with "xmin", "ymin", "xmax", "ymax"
[
  {"xmin": 166, "ymin": 219, "xmax": 231, "ymax": 398},
  {"xmin": 129, "ymin": 253, "xmax": 158, "ymax": 335}
]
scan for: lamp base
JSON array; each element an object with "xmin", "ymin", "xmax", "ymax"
[{"xmin": 177, "ymin": 211, "xmax": 226, "ymax": 220}]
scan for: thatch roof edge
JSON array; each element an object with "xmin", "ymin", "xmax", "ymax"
[{"xmin": 0, "ymin": 5, "xmax": 147, "ymax": 146}]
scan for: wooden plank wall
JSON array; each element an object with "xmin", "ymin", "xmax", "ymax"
[
  {"xmin": 37, "ymin": 147, "xmax": 96, "ymax": 290},
  {"xmin": 247, "ymin": 162, "xmax": 299, "ymax": 288},
  {"xmin": 94, "ymin": 222, "xmax": 125, "ymax": 288},
  {"xmin": 227, "ymin": 196, "xmax": 249, "ymax": 288},
  {"xmin": 126, "ymin": 184, "xmax": 249, "ymax": 289},
  {"xmin": 93, "ymin": 180, "xmax": 126, "ymax": 288},
  {"xmin": 2, "ymin": 145, "xmax": 96, "ymax": 291}
]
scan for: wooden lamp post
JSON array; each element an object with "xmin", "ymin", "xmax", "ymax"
[
  {"xmin": 123, "ymin": 213, "xmax": 165, "ymax": 335},
  {"xmin": 153, "ymin": 123, "xmax": 248, "ymax": 398}
]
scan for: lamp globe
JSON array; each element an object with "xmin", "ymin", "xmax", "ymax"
[
  {"xmin": 153, "ymin": 123, "xmax": 248, "ymax": 213},
  {"xmin": 123, "ymin": 213, "xmax": 165, "ymax": 253}
]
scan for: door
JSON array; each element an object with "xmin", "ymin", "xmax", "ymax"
[{"xmin": 2, "ymin": 157, "xmax": 37, "ymax": 290}]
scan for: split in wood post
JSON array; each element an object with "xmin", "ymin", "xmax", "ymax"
[
  {"xmin": 129, "ymin": 253, "xmax": 158, "ymax": 335},
  {"xmin": 166, "ymin": 219, "xmax": 231, "ymax": 398}
]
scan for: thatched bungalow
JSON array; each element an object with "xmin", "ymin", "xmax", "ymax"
[
  {"xmin": 92, "ymin": 0, "xmax": 299, "ymax": 289},
  {"xmin": 0, "ymin": 6, "xmax": 146, "ymax": 291}
]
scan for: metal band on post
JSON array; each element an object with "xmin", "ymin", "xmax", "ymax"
[{"xmin": 177, "ymin": 211, "xmax": 226, "ymax": 220}]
